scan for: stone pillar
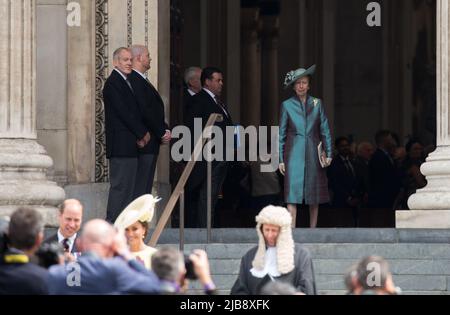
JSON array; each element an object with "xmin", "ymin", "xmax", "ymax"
[
  {"xmin": 149, "ymin": 0, "xmax": 171, "ymax": 226},
  {"xmin": 67, "ymin": 0, "xmax": 95, "ymax": 184},
  {"xmin": 241, "ymin": 7, "xmax": 262, "ymax": 127},
  {"xmin": 397, "ymin": 0, "xmax": 450, "ymax": 228},
  {"xmin": 226, "ymin": 0, "xmax": 241, "ymax": 122},
  {"xmin": 0, "ymin": 0, "xmax": 65, "ymax": 226},
  {"xmin": 322, "ymin": 0, "xmax": 335, "ymax": 133},
  {"xmin": 261, "ymin": 15, "xmax": 279, "ymax": 127}
]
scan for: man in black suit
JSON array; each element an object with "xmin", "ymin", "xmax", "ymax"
[
  {"xmin": 184, "ymin": 67, "xmax": 235, "ymax": 227},
  {"xmin": 328, "ymin": 137, "xmax": 363, "ymax": 226},
  {"xmin": 43, "ymin": 199, "xmax": 83, "ymax": 259},
  {"xmin": 129, "ymin": 45, "xmax": 171, "ymax": 198},
  {"xmin": 368, "ymin": 130, "xmax": 401, "ymax": 209},
  {"xmin": 103, "ymin": 47, "xmax": 151, "ymax": 223},
  {"xmin": 0, "ymin": 208, "xmax": 48, "ymax": 295},
  {"xmin": 353, "ymin": 141, "xmax": 374, "ymax": 207},
  {"xmin": 183, "ymin": 66, "xmax": 202, "ymax": 108}
]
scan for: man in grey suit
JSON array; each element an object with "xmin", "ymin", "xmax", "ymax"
[{"xmin": 47, "ymin": 219, "xmax": 161, "ymax": 295}]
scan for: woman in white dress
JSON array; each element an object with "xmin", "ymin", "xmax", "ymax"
[{"xmin": 114, "ymin": 194, "xmax": 160, "ymax": 270}]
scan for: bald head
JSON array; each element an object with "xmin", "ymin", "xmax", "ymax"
[
  {"xmin": 58, "ymin": 199, "xmax": 83, "ymax": 238},
  {"xmin": 79, "ymin": 219, "xmax": 116, "ymax": 257},
  {"xmin": 81, "ymin": 220, "xmax": 115, "ymax": 244}
]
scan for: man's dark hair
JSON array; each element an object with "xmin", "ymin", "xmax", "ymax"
[
  {"xmin": 335, "ymin": 136, "xmax": 349, "ymax": 148},
  {"xmin": 405, "ymin": 137, "xmax": 422, "ymax": 153},
  {"xmin": 201, "ymin": 67, "xmax": 223, "ymax": 86},
  {"xmin": 375, "ymin": 130, "xmax": 392, "ymax": 146},
  {"xmin": 8, "ymin": 208, "xmax": 43, "ymax": 250},
  {"xmin": 356, "ymin": 256, "xmax": 390, "ymax": 290}
]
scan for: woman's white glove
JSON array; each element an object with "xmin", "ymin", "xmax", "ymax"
[{"xmin": 279, "ymin": 163, "xmax": 286, "ymax": 175}]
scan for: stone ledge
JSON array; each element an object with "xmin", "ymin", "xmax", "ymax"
[{"xmin": 396, "ymin": 210, "xmax": 450, "ymax": 229}]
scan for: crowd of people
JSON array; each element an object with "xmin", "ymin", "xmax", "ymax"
[
  {"xmin": 0, "ymin": 45, "xmax": 425, "ymax": 295},
  {"xmin": 216, "ymin": 130, "xmax": 432, "ymax": 228},
  {"xmin": 0, "ymin": 202, "xmax": 401, "ymax": 295}
]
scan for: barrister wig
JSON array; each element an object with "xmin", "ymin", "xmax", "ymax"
[{"xmin": 252, "ymin": 206, "xmax": 295, "ymax": 274}]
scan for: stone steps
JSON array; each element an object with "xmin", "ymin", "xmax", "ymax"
[
  {"xmin": 169, "ymin": 241, "xmax": 450, "ymax": 295},
  {"xmin": 44, "ymin": 227, "xmax": 450, "ymax": 295}
]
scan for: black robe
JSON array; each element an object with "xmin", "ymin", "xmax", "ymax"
[{"xmin": 230, "ymin": 244, "xmax": 317, "ymax": 295}]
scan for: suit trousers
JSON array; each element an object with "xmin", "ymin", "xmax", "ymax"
[
  {"xmin": 134, "ymin": 153, "xmax": 158, "ymax": 198},
  {"xmin": 196, "ymin": 161, "xmax": 228, "ymax": 228},
  {"xmin": 106, "ymin": 157, "xmax": 138, "ymax": 223}
]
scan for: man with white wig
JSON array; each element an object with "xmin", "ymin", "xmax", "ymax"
[{"xmin": 230, "ymin": 206, "xmax": 316, "ymax": 295}]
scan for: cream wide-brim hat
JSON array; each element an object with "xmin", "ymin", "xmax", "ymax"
[{"xmin": 114, "ymin": 194, "xmax": 161, "ymax": 230}]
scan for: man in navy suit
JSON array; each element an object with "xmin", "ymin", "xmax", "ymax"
[
  {"xmin": 44, "ymin": 199, "xmax": 83, "ymax": 259},
  {"xmin": 0, "ymin": 208, "xmax": 49, "ymax": 295},
  {"xmin": 184, "ymin": 67, "xmax": 235, "ymax": 228},
  {"xmin": 103, "ymin": 47, "xmax": 151, "ymax": 223},
  {"xmin": 47, "ymin": 219, "xmax": 160, "ymax": 295},
  {"xmin": 129, "ymin": 45, "xmax": 171, "ymax": 198}
]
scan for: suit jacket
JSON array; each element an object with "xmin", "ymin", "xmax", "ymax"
[
  {"xmin": 47, "ymin": 252, "xmax": 161, "ymax": 294},
  {"xmin": 183, "ymin": 87, "xmax": 192, "ymax": 105},
  {"xmin": 0, "ymin": 250, "xmax": 49, "ymax": 295},
  {"xmin": 184, "ymin": 89, "xmax": 235, "ymax": 190},
  {"xmin": 128, "ymin": 70, "xmax": 169, "ymax": 155},
  {"xmin": 327, "ymin": 156, "xmax": 361, "ymax": 207},
  {"xmin": 353, "ymin": 156, "xmax": 370, "ymax": 198},
  {"xmin": 368, "ymin": 148, "xmax": 401, "ymax": 208},
  {"xmin": 43, "ymin": 233, "xmax": 80, "ymax": 255},
  {"xmin": 103, "ymin": 70, "xmax": 148, "ymax": 158}
]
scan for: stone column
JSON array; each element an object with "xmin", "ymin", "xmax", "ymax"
[
  {"xmin": 261, "ymin": 15, "xmax": 279, "ymax": 127},
  {"xmin": 397, "ymin": 0, "xmax": 450, "ymax": 228},
  {"xmin": 241, "ymin": 7, "xmax": 262, "ymax": 127},
  {"xmin": 322, "ymin": 0, "xmax": 335, "ymax": 133},
  {"xmin": 0, "ymin": 0, "xmax": 65, "ymax": 226},
  {"xmin": 67, "ymin": 0, "xmax": 95, "ymax": 184},
  {"xmin": 149, "ymin": 0, "xmax": 171, "ymax": 225},
  {"xmin": 226, "ymin": 0, "xmax": 241, "ymax": 122}
]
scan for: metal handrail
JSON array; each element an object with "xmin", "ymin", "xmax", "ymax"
[{"xmin": 148, "ymin": 113, "xmax": 223, "ymax": 248}]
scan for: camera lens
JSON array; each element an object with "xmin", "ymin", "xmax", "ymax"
[{"xmin": 184, "ymin": 254, "xmax": 198, "ymax": 280}]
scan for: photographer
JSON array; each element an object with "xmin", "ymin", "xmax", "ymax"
[
  {"xmin": 0, "ymin": 208, "xmax": 49, "ymax": 295},
  {"xmin": 47, "ymin": 219, "xmax": 160, "ymax": 294},
  {"xmin": 151, "ymin": 247, "xmax": 217, "ymax": 295}
]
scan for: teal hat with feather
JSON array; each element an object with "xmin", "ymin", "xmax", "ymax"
[{"xmin": 283, "ymin": 64, "xmax": 316, "ymax": 89}]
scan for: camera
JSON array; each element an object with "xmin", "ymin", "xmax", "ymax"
[
  {"xmin": 184, "ymin": 254, "xmax": 198, "ymax": 280},
  {"xmin": 36, "ymin": 242, "xmax": 65, "ymax": 269}
]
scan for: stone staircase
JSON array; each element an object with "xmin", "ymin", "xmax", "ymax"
[{"xmin": 152, "ymin": 228, "xmax": 450, "ymax": 295}]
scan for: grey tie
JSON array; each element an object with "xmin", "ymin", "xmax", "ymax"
[{"xmin": 126, "ymin": 78, "xmax": 133, "ymax": 92}]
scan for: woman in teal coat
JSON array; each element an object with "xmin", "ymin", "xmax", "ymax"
[{"xmin": 279, "ymin": 65, "xmax": 333, "ymax": 228}]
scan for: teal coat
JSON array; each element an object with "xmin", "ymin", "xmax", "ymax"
[{"xmin": 279, "ymin": 95, "xmax": 333, "ymax": 205}]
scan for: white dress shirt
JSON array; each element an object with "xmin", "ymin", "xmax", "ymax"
[{"xmin": 57, "ymin": 229, "xmax": 77, "ymax": 253}]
